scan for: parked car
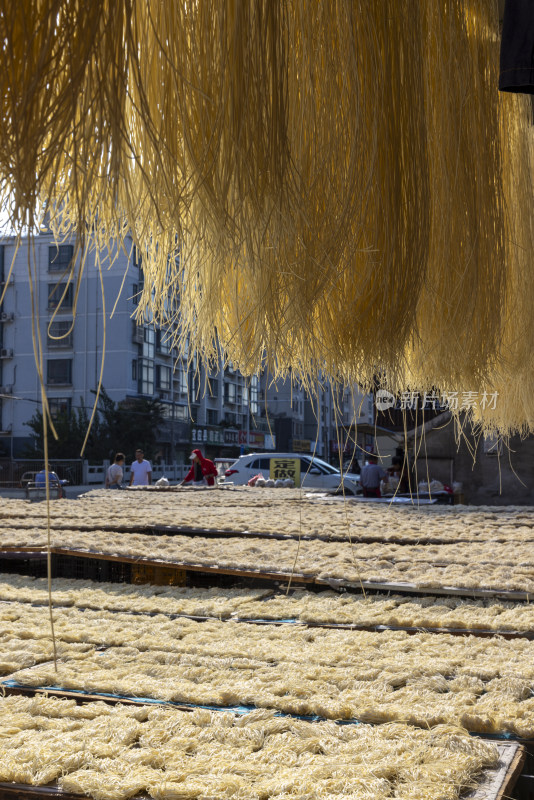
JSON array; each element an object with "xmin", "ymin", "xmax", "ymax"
[{"xmin": 224, "ymin": 453, "xmax": 360, "ymax": 494}]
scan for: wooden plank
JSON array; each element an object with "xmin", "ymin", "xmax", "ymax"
[
  {"xmin": 318, "ymin": 577, "xmax": 532, "ymax": 601},
  {"xmin": 1, "ymin": 684, "xmax": 164, "ymax": 708},
  {"xmin": 9, "ymin": 520, "xmax": 534, "ymax": 548},
  {"xmin": 49, "ymin": 548, "xmax": 315, "ymax": 583},
  {"xmin": 144, "ymin": 525, "xmax": 534, "ymax": 547},
  {"xmin": 465, "ymin": 742, "xmax": 525, "ymax": 800},
  {"xmin": 1, "ymin": 548, "xmax": 530, "ymax": 598},
  {"xmin": 495, "ymin": 745, "xmax": 526, "ymax": 800},
  {"xmin": 51, "ymin": 550, "xmax": 531, "ymax": 596},
  {"xmin": 0, "ymin": 683, "xmax": 198, "ymax": 714},
  {"xmin": 0, "ymin": 684, "xmax": 238, "ymax": 718},
  {"xmin": 0, "ymin": 783, "xmax": 83, "ymax": 800},
  {"xmin": 3, "ymin": 681, "xmax": 534, "ymax": 751},
  {"xmin": 235, "ymin": 618, "xmax": 534, "ymax": 639}
]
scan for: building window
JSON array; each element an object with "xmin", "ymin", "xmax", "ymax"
[
  {"xmin": 156, "ymin": 364, "xmax": 171, "ymax": 391},
  {"xmin": 175, "ymin": 404, "xmax": 188, "ymax": 421},
  {"xmin": 189, "ymin": 371, "xmax": 200, "ymax": 401},
  {"xmin": 131, "ymin": 281, "xmax": 144, "ymax": 307},
  {"xmin": 133, "ymin": 246, "xmax": 142, "ymax": 268},
  {"xmin": 47, "ymin": 359, "xmax": 72, "ymax": 385},
  {"xmin": 49, "ymin": 397, "xmax": 72, "ymax": 419},
  {"xmin": 161, "ymin": 403, "xmax": 172, "ymax": 419},
  {"xmin": 48, "ymin": 282, "xmax": 73, "ymax": 310},
  {"xmin": 132, "ymin": 360, "xmax": 138, "ymax": 381},
  {"xmin": 138, "ymin": 357, "xmax": 154, "ymax": 395},
  {"xmin": 0, "ymin": 244, "xmax": 4, "ymax": 283},
  {"xmin": 250, "ymin": 376, "xmax": 259, "ymax": 415},
  {"xmin": 206, "ymin": 409, "xmax": 219, "ymax": 426},
  {"xmin": 156, "ymin": 329, "xmax": 171, "ymax": 355},
  {"xmin": 142, "ymin": 327, "xmax": 155, "ymax": 359},
  {"xmin": 47, "ymin": 320, "xmax": 73, "ymax": 349},
  {"xmin": 224, "ymin": 382, "xmax": 236, "ymax": 404},
  {"xmin": 209, "ymin": 379, "xmax": 219, "ymax": 398},
  {"xmin": 48, "ymin": 245, "xmax": 73, "ymax": 272},
  {"xmin": 177, "ymin": 369, "xmax": 188, "ymax": 396}
]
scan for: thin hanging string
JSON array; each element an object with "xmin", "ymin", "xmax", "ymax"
[
  {"xmin": 42, "ymin": 389, "xmax": 58, "ymax": 671},
  {"xmin": 27, "ymin": 231, "xmax": 58, "ymax": 671}
]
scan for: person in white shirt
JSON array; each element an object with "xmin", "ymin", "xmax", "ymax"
[
  {"xmin": 129, "ymin": 449, "xmax": 152, "ymax": 486},
  {"xmin": 105, "ymin": 453, "xmax": 125, "ymax": 489}
]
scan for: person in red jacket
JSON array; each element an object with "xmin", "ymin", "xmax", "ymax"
[{"xmin": 180, "ymin": 449, "xmax": 218, "ymax": 487}]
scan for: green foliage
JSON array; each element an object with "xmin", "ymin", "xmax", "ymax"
[
  {"xmin": 24, "ymin": 388, "xmax": 165, "ymax": 461},
  {"xmin": 96, "ymin": 388, "xmax": 166, "ymax": 461},
  {"xmin": 24, "ymin": 400, "xmax": 97, "ymax": 459}
]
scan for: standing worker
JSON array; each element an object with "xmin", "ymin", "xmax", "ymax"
[
  {"xmin": 129, "ymin": 449, "xmax": 152, "ymax": 486},
  {"xmin": 106, "ymin": 452, "xmax": 125, "ymax": 489},
  {"xmin": 360, "ymin": 455, "xmax": 387, "ymax": 498},
  {"xmin": 388, "ymin": 455, "xmax": 410, "ymax": 494},
  {"xmin": 180, "ymin": 449, "xmax": 218, "ymax": 487}
]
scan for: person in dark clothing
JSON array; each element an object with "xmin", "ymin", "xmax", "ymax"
[
  {"xmin": 499, "ymin": 0, "xmax": 534, "ymax": 94},
  {"xmin": 388, "ymin": 456, "xmax": 410, "ymax": 494}
]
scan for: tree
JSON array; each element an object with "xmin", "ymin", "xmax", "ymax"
[
  {"xmin": 95, "ymin": 388, "xmax": 166, "ymax": 462},
  {"xmin": 24, "ymin": 400, "xmax": 100, "ymax": 460},
  {"xmin": 24, "ymin": 388, "xmax": 165, "ymax": 462}
]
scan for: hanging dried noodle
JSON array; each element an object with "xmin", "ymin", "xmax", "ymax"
[{"xmin": 1, "ymin": 1, "xmax": 533, "ymax": 432}]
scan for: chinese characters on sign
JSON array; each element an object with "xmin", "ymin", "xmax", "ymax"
[
  {"xmin": 376, "ymin": 390, "xmax": 499, "ymax": 412},
  {"xmin": 269, "ymin": 458, "xmax": 301, "ymax": 487},
  {"xmin": 238, "ymin": 431, "xmax": 265, "ymax": 447},
  {"xmin": 192, "ymin": 426, "xmax": 224, "ymax": 445}
]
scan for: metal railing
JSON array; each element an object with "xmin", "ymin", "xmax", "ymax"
[
  {"xmin": 0, "ymin": 459, "xmax": 83, "ymax": 488},
  {"xmin": 0, "ymin": 459, "xmax": 192, "ymax": 488}
]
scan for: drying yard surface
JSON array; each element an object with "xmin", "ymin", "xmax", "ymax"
[
  {"xmin": 2, "ymin": 489, "xmax": 534, "ymax": 592},
  {"xmin": 3, "ymin": 603, "xmax": 534, "ymax": 736},
  {"xmin": 3, "ymin": 526, "xmax": 534, "ymax": 592},
  {"xmin": 2, "ymin": 573, "xmax": 534, "ymax": 631},
  {"xmin": 0, "ymin": 694, "xmax": 501, "ymax": 800},
  {"xmin": 2, "ymin": 488, "xmax": 534, "ymax": 543},
  {"xmin": 0, "ymin": 489, "xmax": 532, "ymax": 799}
]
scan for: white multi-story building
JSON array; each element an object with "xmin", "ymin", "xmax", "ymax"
[
  {"xmin": 0, "ymin": 232, "xmax": 270, "ymax": 462},
  {"xmin": 0, "ymin": 231, "xmax": 371, "ymax": 465}
]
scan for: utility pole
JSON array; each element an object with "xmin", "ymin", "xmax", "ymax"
[
  {"xmin": 246, "ymin": 379, "xmax": 250, "ymax": 451},
  {"xmin": 170, "ymin": 363, "xmax": 175, "ymax": 469}
]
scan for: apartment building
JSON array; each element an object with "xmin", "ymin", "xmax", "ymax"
[
  {"xmin": 0, "ymin": 232, "xmax": 371, "ymax": 464},
  {"xmin": 0, "ymin": 233, "xmax": 271, "ymax": 462}
]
